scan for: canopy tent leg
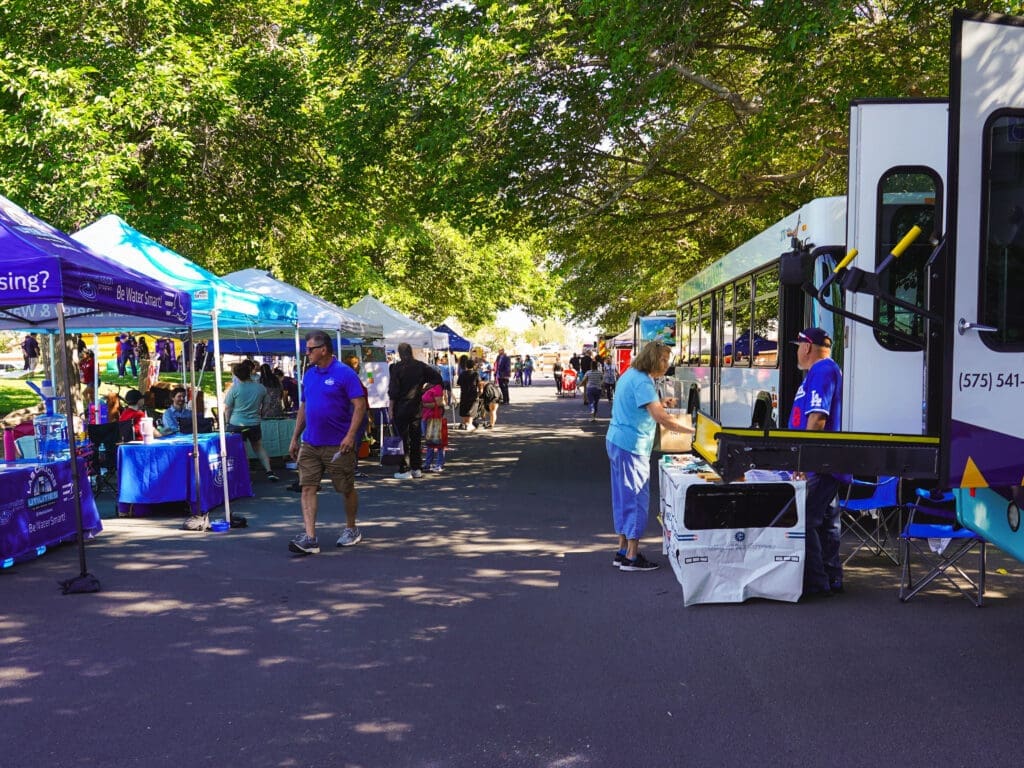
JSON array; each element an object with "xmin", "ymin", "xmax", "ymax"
[
  {"xmin": 187, "ymin": 328, "xmax": 202, "ymax": 518},
  {"xmin": 91, "ymin": 333, "xmax": 100, "ymax": 424},
  {"xmin": 211, "ymin": 310, "xmax": 231, "ymax": 524},
  {"xmin": 56, "ymin": 304, "xmax": 100, "ymax": 594}
]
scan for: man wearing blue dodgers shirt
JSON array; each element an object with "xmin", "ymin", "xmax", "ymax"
[
  {"xmin": 789, "ymin": 326, "xmax": 844, "ymax": 597},
  {"xmin": 287, "ymin": 331, "xmax": 368, "ymax": 555}
]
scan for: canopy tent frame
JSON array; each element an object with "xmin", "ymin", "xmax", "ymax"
[
  {"xmin": 0, "ymin": 195, "xmax": 193, "ymax": 593},
  {"xmin": 72, "ymin": 215, "xmax": 298, "ymax": 524}
]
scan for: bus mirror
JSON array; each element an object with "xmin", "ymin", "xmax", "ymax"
[{"xmin": 780, "ymin": 250, "xmax": 807, "ymax": 286}]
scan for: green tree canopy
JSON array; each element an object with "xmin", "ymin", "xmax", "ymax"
[{"xmin": 2, "ymin": 0, "xmax": 1020, "ymax": 331}]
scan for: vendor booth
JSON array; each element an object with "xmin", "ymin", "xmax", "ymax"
[
  {"xmin": 117, "ymin": 433, "xmax": 252, "ymax": 517},
  {"xmin": 347, "ymin": 295, "xmax": 448, "ymax": 356},
  {"xmin": 609, "ymin": 328, "xmax": 634, "ymax": 375},
  {"xmin": 0, "ymin": 458, "xmax": 101, "ymax": 568},
  {"xmin": 0, "ymin": 195, "xmax": 194, "ymax": 589},
  {"xmin": 72, "ymin": 215, "xmax": 297, "ymax": 522}
]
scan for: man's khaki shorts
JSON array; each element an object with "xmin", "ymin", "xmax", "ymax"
[{"xmin": 297, "ymin": 443, "xmax": 356, "ymax": 494}]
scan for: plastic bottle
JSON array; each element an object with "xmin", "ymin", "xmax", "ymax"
[
  {"xmin": 29, "ymin": 379, "xmax": 69, "ymax": 461},
  {"xmin": 33, "ymin": 414, "xmax": 69, "ymax": 461},
  {"xmin": 49, "ymin": 415, "xmax": 69, "ymax": 460},
  {"xmin": 33, "ymin": 415, "xmax": 52, "ymax": 460}
]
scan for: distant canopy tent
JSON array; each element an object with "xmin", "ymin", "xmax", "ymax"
[
  {"xmin": 346, "ymin": 295, "xmax": 448, "ymax": 353},
  {"xmin": 722, "ymin": 330, "xmax": 778, "ymax": 358},
  {"xmin": 219, "ymin": 269, "xmax": 384, "ymax": 355},
  {"xmin": 609, "ymin": 328, "xmax": 634, "ymax": 348},
  {"xmin": 0, "ymin": 194, "xmax": 194, "ymax": 592},
  {"xmin": 435, "ymin": 323, "xmax": 472, "ymax": 353},
  {"xmin": 72, "ymin": 215, "xmax": 298, "ymax": 523}
]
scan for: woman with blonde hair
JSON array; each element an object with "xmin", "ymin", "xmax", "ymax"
[{"xmin": 606, "ymin": 341, "xmax": 694, "ymax": 572}]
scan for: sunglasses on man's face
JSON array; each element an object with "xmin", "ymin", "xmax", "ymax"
[{"xmin": 306, "ymin": 345, "xmax": 325, "ymax": 353}]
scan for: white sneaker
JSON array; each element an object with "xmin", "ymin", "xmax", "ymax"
[
  {"xmin": 433, "ymin": 466, "xmax": 443, "ymax": 473},
  {"xmin": 411, "ymin": 469, "xmax": 423, "ymax": 478},
  {"xmin": 336, "ymin": 527, "xmax": 362, "ymax": 547},
  {"xmin": 465, "ymin": 424, "xmax": 476, "ymax": 431},
  {"xmin": 393, "ymin": 471, "xmax": 412, "ymax": 480}
]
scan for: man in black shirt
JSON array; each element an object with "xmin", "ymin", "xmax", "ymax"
[{"xmin": 388, "ymin": 343, "xmax": 442, "ymax": 479}]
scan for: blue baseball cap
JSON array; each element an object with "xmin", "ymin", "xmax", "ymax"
[{"xmin": 791, "ymin": 327, "xmax": 832, "ymax": 348}]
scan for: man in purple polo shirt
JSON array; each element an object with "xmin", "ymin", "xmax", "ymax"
[{"xmin": 287, "ymin": 331, "xmax": 368, "ymax": 555}]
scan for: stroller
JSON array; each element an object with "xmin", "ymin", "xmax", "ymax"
[
  {"xmin": 560, "ymin": 369, "xmax": 578, "ymax": 398},
  {"xmin": 474, "ymin": 381, "xmax": 501, "ymax": 427}
]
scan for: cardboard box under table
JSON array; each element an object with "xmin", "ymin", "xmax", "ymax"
[{"xmin": 659, "ymin": 465, "xmax": 806, "ymax": 606}]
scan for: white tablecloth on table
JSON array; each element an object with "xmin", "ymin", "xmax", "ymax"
[{"xmin": 659, "ymin": 464, "xmax": 806, "ymax": 606}]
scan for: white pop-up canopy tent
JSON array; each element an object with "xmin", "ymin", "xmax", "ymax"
[
  {"xmin": 220, "ymin": 269, "xmax": 383, "ymax": 355},
  {"xmin": 347, "ymin": 295, "xmax": 447, "ymax": 354}
]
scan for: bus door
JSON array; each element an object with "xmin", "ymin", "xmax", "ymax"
[
  {"xmin": 947, "ymin": 11, "xmax": 1024, "ymax": 557},
  {"xmin": 844, "ymin": 100, "xmax": 946, "ymax": 435}
]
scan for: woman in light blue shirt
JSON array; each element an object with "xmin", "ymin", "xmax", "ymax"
[{"xmin": 606, "ymin": 341, "xmax": 694, "ymax": 572}]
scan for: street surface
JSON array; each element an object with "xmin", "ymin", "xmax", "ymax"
[{"xmin": 4, "ymin": 378, "xmax": 1024, "ymax": 767}]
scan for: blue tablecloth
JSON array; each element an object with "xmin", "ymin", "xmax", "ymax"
[
  {"xmin": 117, "ymin": 433, "xmax": 253, "ymax": 516},
  {"xmin": 0, "ymin": 458, "xmax": 102, "ymax": 566}
]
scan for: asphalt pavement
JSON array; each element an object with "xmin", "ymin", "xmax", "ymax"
[{"xmin": 4, "ymin": 377, "xmax": 1024, "ymax": 767}]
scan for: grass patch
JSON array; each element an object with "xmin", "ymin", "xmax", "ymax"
[{"xmin": 0, "ymin": 372, "xmax": 222, "ymax": 422}]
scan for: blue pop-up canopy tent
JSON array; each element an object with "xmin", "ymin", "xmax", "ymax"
[
  {"xmin": 435, "ymin": 323, "xmax": 472, "ymax": 352},
  {"xmin": 0, "ymin": 195, "xmax": 194, "ymax": 592},
  {"xmin": 0, "ymin": 201, "xmax": 191, "ymax": 331},
  {"xmin": 73, "ymin": 215, "xmax": 298, "ymax": 522},
  {"xmin": 72, "ymin": 215, "xmax": 296, "ymax": 335}
]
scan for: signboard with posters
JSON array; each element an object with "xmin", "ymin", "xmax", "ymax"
[
  {"xmin": 638, "ymin": 315, "xmax": 677, "ymax": 346},
  {"xmin": 359, "ymin": 344, "xmax": 390, "ymax": 409}
]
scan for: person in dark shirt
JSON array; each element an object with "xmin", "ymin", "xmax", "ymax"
[
  {"xmin": 387, "ymin": 343, "xmax": 442, "ymax": 479},
  {"xmin": 494, "ymin": 348, "xmax": 512, "ymax": 405},
  {"xmin": 278, "ymin": 368, "xmax": 299, "ymax": 413},
  {"xmin": 22, "ymin": 333, "xmax": 40, "ymax": 373}
]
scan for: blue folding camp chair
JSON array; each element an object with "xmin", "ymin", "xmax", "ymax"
[
  {"xmin": 837, "ymin": 476, "xmax": 901, "ymax": 566},
  {"xmin": 899, "ymin": 488, "xmax": 987, "ymax": 606}
]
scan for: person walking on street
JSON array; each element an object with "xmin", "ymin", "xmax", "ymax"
[
  {"xmin": 421, "ymin": 383, "xmax": 446, "ymax": 472},
  {"xmin": 789, "ymin": 327, "xmax": 844, "ymax": 597},
  {"xmin": 606, "ymin": 341, "xmax": 694, "ymax": 572},
  {"xmin": 601, "ymin": 355, "xmax": 618, "ymax": 403},
  {"xmin": 523, "ymin": 355, "xmax": 534, "ymax": 386},
  {"xmin": 22, "ymin": 333, "xmax": 39, "ymax": 374},
  {"xmin": 388, "ymin": 342, "xmax": 442, "ymax": 479},
  {"xmin": 438, "ymin": 354, "xmax": 454, "ymax": 406},
  {"xmin": 456, "ymin": 355, "xmax": 480, "ymax": 430},
  {"xmin": 553, "ymin": 355, "xmax": 564, "ymax": 395},
  {"xmin": 287, "ymin": 331, "xmax": 368, "ymax": 554},
  {"xmin": 582, "ymin": 366, "xmax": 604, "ymax": 421},
  {"xmin": 579, "ymin": 350, "xmax": 594, "ymax": 406},
  {"xmin": 495, "ymin": 348, "xmax": 511, "ymax": 405}
]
